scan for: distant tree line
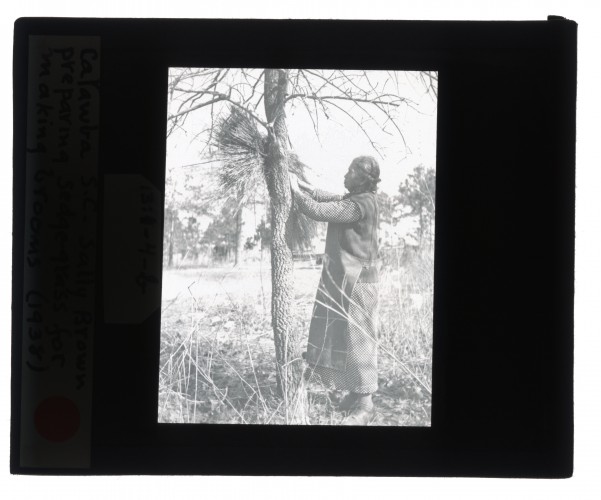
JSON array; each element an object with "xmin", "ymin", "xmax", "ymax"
[
  {"xmin": 164, "ymin": 163, "xmax": 435, "ymax": 267},
  {"xmin": 379, "ymin": 164, "xmax": 436, "ymax": 248}
]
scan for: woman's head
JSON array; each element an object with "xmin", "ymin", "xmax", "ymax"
[{"xmin": 344, "ymin": 156, "xmax": 381, "ymax": 193}]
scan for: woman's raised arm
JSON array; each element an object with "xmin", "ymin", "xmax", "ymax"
[{"xmin": 293, "ymin": 190, "xmax": 362, "ymax": 223}]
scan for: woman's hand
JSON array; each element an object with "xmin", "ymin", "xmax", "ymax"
[
  {"xmin": 298, "ymin": 178, "xmax": 314, "ymax": 193},
  {"xmin": 289, "ymin": 173, "xmax": 300, "ymax": 193}
]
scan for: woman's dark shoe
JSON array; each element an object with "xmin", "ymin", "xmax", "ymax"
[
  {"xmin": 340, "ymin": 402, "xmax": 375, "ymax": 426},
  {"xmin": 338, "ymin": 393, "xmax": 373, "ymax": 414},
  {"xmin": 338, "ymin": 393, "xmax": 358, "ymax": 413}
]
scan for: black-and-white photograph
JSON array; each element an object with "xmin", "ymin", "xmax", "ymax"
[{"xmin": 159, "ymin": 68, "xmax": 437, "ymax": 425}]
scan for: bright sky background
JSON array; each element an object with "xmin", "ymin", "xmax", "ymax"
[{"xmin": 166, "ymin": 70, "xmax": 438, "ymax": 198}]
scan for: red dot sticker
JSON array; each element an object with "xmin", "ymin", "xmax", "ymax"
[{"xmin": 34, "ymin": 396, "xmax": 80, "ymax": 442}]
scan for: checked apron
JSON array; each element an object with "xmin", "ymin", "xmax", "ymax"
[{"xmin": 305, "ymin": 192, "xmax": 379, "ymax": 375}]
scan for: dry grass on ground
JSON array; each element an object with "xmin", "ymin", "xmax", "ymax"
[{"xmin": 158, "ymin": 251, "xmax": 433, "ymax": 426}]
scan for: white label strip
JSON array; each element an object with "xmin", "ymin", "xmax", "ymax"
[{"xmin": 20, "ymin": 36, "xmax": 100, "ymax": 468}]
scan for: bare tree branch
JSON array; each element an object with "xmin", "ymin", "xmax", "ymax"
[
  {"xmin": 168, "ymin": 92, "xmax": 269, "ymax": 130},
  {"xmin": 242, "ymin": 69, "xmax": 265, "ymax": 107},
  {"xmin": 324, "ymin": 99, "xmax": 385, "ymax": 159},
  {"xmin": 285, "ymin": 92, "xmax": 407, "ymax": 107},
  {"xmin": 168, "ymin": 96, "xmax": 227, "ymax": 121},
  {"xmin": 297, "ymin": 69, "xmax": 330, "ymax": 119},
  {"xmin": 168, "ymin": 68, "xmax": 436, "ymax": 158},
  {"xmin": 294, "ymin": 69, "xmax": 420, "ymax": 152}
]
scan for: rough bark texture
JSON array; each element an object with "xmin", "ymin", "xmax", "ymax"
[
  {"xmin": 263, "ymin": 69, "xmax": 307, "ymax": 423},
  {"xmin": 234, "ymin": 206, "xmax": 243, "ymax": 266},
  {"xmin": 167, "ymin": 217, "xmax": 175, "ymax": 266}
]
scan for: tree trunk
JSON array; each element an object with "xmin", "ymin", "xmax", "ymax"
[
  {"xmin": 418, "ymin": 203, "xmax": 424, "ymax": 248},
  {"xmin": 234, "ymin": 206, "xmax": 243, "ymax": 266},
  {"xmin": 168, "ymin": 214, "xmax": 175, "ymax": 267},
  {"xmin": 263, "ymin": 69, "xmax": 307, "ymax": 423}
]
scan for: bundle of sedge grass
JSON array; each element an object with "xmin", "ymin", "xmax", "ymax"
[
  {"xmin": 214, "ymin": 106, "xmax": 266, "ymax": 206},
  {"xmin": 213, "ymin": 106, "xmax": 317, "ymax": 251}
]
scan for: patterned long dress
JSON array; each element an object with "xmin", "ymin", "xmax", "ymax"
[{"xmin": 295, "ymin": 188, "xmax": 379, "ymax": 394}]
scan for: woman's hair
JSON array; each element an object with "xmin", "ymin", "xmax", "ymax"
[{"xmin": 351, "ymin": 156, "xmax": 381, "ymax": 193}]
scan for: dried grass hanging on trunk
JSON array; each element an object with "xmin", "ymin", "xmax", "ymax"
[{"xmin": 212, "ymin": 106, "xmax": 317, "ymax": 250}]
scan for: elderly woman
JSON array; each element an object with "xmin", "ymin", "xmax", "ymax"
[{"xmin": 290, "ymin": 156, "xmax": 380, "ymax": 425}]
